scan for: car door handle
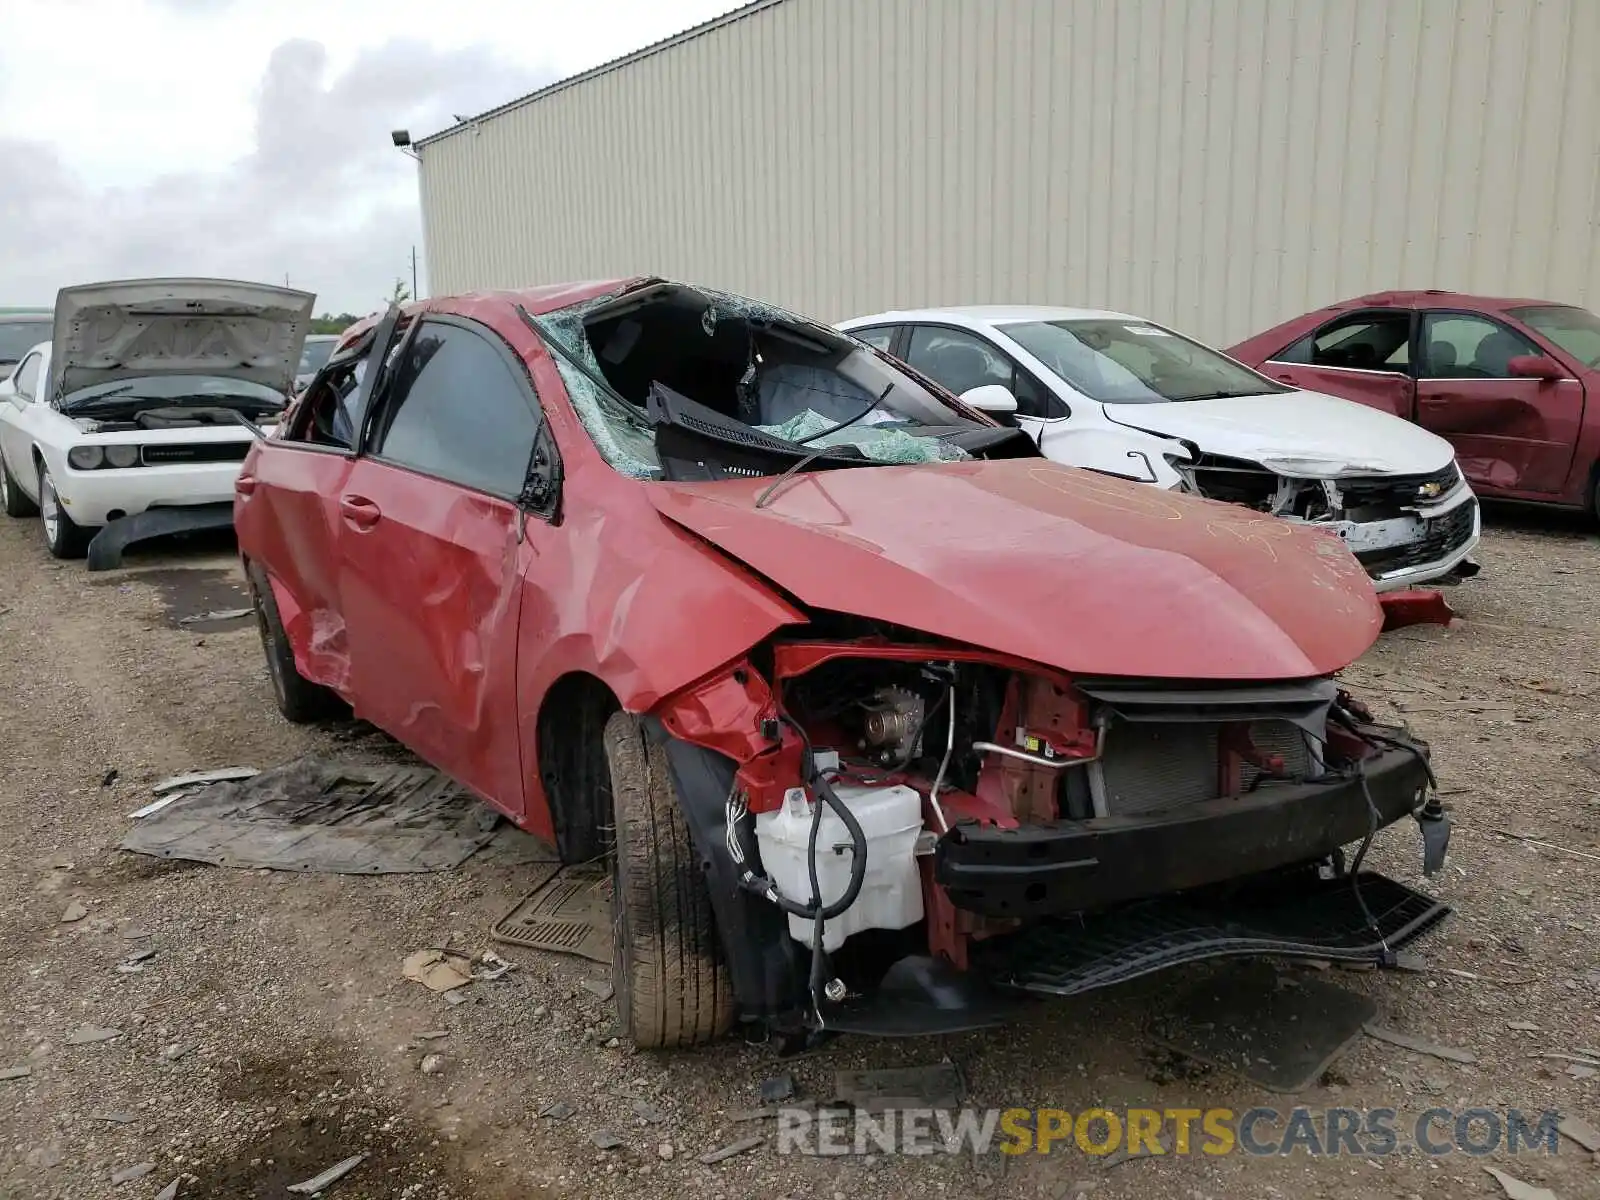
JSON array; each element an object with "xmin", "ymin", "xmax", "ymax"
[
  {"xmin": 339, "ymin": 494, "xmax": 381, "ymax": 529},
  {"xmin": 235, "ymin": 473, "xmax": 257, "ymax": 497},
  {"xmin": 1274, "ymin": 372, "xmax": 1296, "ymax": 382}
]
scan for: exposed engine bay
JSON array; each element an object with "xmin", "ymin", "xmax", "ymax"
[{"xmin": 656, "ymin": 627, "xmax": 1452, "ymax": 1033}]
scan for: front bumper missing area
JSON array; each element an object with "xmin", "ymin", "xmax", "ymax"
[
  {"xmin": 86, "ymin": 502, "xmax": 236, "ymax": 572},
  {"xmin": 936, "ymin": 744, "xmax": 1430, "ymax": 917},
  {"xmin": 974, "ymin": 870, "xmax": 1448, "ymax": 997}
]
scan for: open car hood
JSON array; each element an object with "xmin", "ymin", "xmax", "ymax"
[
  {"xmin": 50, "ymin": 278, "xmax": 315, "ymax": 404},
  {"xmin": 649, "ymin": 460, "xmax": 1383, "ymax": 681},
  {"xmin": 1104, "ymin": 390, "xmax": 1456, "ymax": 476}
]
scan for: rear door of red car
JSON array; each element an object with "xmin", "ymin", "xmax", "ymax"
[
  {"xmin": 235, "ymin": 314, "xmax": 397, "ymax": 692},
  {"xmin": 337, "ymin": 315, "xmax": 544, "ymax": 814},
  {"xmin": 1414, "ymin": 310, "xmax": 1583, "ymax": 495},
  {"xmin": 1260, "ymin": 309, "xmax": 1416, "ymax": 418}
]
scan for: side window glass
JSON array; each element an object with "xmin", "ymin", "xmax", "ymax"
[
  {"xmin": 852, "ymin": 326, "xmax": 899, "ymax": 353},
  {"xmin": 1011, "ymin": 369, "xmax": 1065, "ymax": 419},
  {"xmin": 370, "ymin": 322, "xmax": 539, "ymax": 497},
  {"xmin": 1419, "ymin": 313, "xmax": 1539, "ymax": 379},
  {"xmin": 1284, "ymin": 314, "xmax": 1411, "ymax": 372},
  {"xmin": 13, "ymin": 354, "xmax": 40, "ymax": 400},
  {"xmin": 906, "ymin": 325, "xmax": 1014, "ymax": 397}
]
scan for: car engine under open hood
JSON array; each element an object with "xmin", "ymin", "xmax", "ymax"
[
  {"xmin": 649, "ymin": 460, "xmax": 1384, "ymax": 681},
  {"xmin": 50, "ymin": 278, "xmax": 315, "ymax": 404}
]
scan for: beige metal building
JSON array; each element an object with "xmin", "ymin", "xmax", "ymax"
[{"xmin": 416, "ymin": 0, "xmax": 1600, "ymax": 347}]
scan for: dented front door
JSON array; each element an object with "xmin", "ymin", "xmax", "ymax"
[{"xmin": 337, "ymin": 318, "xmax": 541, "ymax": 817}]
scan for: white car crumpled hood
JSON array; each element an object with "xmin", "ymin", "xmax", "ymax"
[
  {"xmin": 1105, "ymin": 388, "xmax": 1457, "ymax": 477},
  {"xmin": 50, "ymin": 278, "xmax": 315, "ymax": 404}
]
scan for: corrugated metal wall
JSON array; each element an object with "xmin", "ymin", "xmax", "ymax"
[{"xmin": 418, "ymin": 0, "xmax": 1600, "ymax": 347}]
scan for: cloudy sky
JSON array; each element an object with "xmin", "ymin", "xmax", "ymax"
[{"xmin": 0, "ymin": 0, "xmax": 738, "ymax": 315}]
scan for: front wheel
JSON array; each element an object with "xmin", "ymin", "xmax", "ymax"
[
  {"xmin": 38, "ymin": 466, "xmax": 88, "ymax": 559},
  {"xmin": 246, "ymin": 561, "xmax": 345, "ymax": 723},
  {"xmin": 602, "ymin": 710, "xmax": 735, "ymax": 1049}
]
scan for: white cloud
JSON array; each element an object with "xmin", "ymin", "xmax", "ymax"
[{"xmin": 0, "ymin": 0, "xmax": 743, "ymax": 313}]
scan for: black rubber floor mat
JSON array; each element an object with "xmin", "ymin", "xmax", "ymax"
[
  {"xmin": 490, "ymin": 863, "xmax": 613, "ymax": 964},
  {"xmin": 976, "ymin": 871, "xmax": 1448, "ymax": 998},
  {"xmin": 120, "ymin": 757, "xmax": 503, "ymax": 874},
  {"xmin": 1147, "ymin": 961, "xmax": 1377, "ymax": 1092}
]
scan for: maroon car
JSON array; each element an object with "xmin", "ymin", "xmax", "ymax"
[{"xmin": 1230, "ymin": 292, "xmax": 1600, "ymax": 515}]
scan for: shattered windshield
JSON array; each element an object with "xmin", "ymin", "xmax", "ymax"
[
  {"xmin": 1004, "ymin": 318, "xmax": 1288, "ymax": 404},
  {"xmin": 528, "ymin": 285, "xmax": 979, "ymax": 480}
]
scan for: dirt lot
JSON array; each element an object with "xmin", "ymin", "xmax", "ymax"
[{"xmin": 1, "ymin": 509, "xmax": 1599, "ymax": 1200}]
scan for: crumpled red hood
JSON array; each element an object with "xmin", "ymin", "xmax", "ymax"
[{"xmin": 647, "ymin": 460, "xmax": 1382, "ymax": 680}]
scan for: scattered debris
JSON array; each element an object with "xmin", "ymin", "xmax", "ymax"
[
  {"xmin": 1484, "ymin": 1166, "xmax": 1559, "ymax": 1200},
  {"xmin": 1391, "ymin": 951, "xmax": 1427, "ymax": 973},
  {"xmin": 415, "ymin": 1030, "xmax": 449, "ymax": 1041},
  {"xmin": 126, "ymin": 794, "xmax": 185, "ymax": 820},
  {"xmin": 580, "ymin": 979, "xmax": 615, "ymax": 1002},
  {"xmin": 60, "ymin": 899, "xmax": 87, "ymax": 923},
  {"xmin": 491, "ymin": 863, "xmax": 612, "ymax": 964},
  {"xmin": 178, "ymin": 607, "xmax": 253, "ymax": 626},
  {"xmin": 402, "ymin": 950, "xmax": 474, "ymax": 993},
  {"xmin": 88, "ymin": 1112, "xmax": 135, "ymax": 1125},
  {"xmin": 65, "ymin": 1025, "xmax": 122, "ymax": 1046},
  {"xmin": 1507, "ymin": 1021, "xmax": 1542, "ymax": 1032},
  {"xmin": 538, "ymin": 1100, "xmax": 576, "ymax": 1121},
  {"xmin": 699, "ymin": 1135, "xmax": 763, "ymax": 1164},
  {"xmin": 759, "ymin": 1073, "xmax": 797, "ymax": 1104},
  {"xmin": 729, "ymin": 1107, "xmax": 779, "ymax": 1123},
  {"xmin": 657, "ymin": 1141, "xmax": 675, "ymax": 1161},
  {"xmin": 286, "ymin": 1153, "xmax": 365, "ymax": 1195},
  {"xmin": 152, "ymin": 767, "xmax": 260, "ymax": 795},
  {"xmin": 1492, "ymin": 828, "xmax": 1600, "ymax": 864},
  {"xmin": 476, "ymin": 949, "xmax": 517, "ymax": 981},
  {"xmin": 1362, "ymin": 1024, "xmax": 1477, "ymax": 1064},
  {"xmin": 0, "ymin": 1066, "xmax": 31, "ymax": 1081},
  {"xmin": 123, "ymin": 947, "xmax": 158, "ymax": 965},
  {"xmin": 1558, "ymin": 1115, "xmax": 1600, "ymax": 1152},
  {"xmin": 1529, "ymin": 1052, "xmax": 1600, "ymax": 1068},
  {"xmin": 632, "ymin": 1098, "xmax": 668, "ymax": 1124},
  {"xmin": 443, "ymin": 990, "xmax": 471, "ymax": 1007},
  {"xmin": 834, "ymin": 1063, "xmax": 966, "ymax": 1113},
  {"xmin": 419, "ymin": 1054, "xmax": 445, "ymax": 1076},
  {"xmin": 110, "ymin": 1162, "xmax": 155, "ymax": 1185},
  {"xmin": 101, "ymin": 769, "xmax": 120, "ymax": 788},
  {"xmin": 1099, "ymin": 1133, "xmax": 1171, "ymax": 1170},
  {"xmin": 154, "ymin": 1180, "xmax": 180, "ymax": 1200},
  {"xmin": 1567, "ymin": 1065, "xmax": 1597, "ymax": 1081},
  {"xmin": 121, "ymin": 926, "xmax": 151, "ymax": 941},
  {"xmin": 592, "ymin": 1130, "xmax": 624, "ymax": 1151},
  {"xmin": 161, "ymin": 1043, "xmax": 197, "ymax": 1062}
]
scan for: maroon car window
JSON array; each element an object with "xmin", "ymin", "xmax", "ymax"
[
  {"xmin": 369, "ymin": 321, "xmax": 539, "ymax": 498},
  {"xmin": 1275, "ymin": 312, "xmax": 1410, "ymax": 371},
  {"xmin": 1418, "ymin": 314, "xmax": 1538, "ymax": 379}
]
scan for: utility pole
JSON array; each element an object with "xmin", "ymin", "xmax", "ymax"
[{"xmin": 410, "ymin": 246, "xmax": 419, "ymax": 301}]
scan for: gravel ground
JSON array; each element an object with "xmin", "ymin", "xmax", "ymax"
[{"xmin": 1, "ymin": 509, "xmax": 1599, "ymax": 1200}]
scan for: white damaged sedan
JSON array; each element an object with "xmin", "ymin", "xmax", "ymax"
[
  {"xmin": 838, "ymin": 306, "xmax": 1481, "ymax": 592},
  {"xmin": 0, "ymin": 278, "xmax": 313, "ymax": 568}
]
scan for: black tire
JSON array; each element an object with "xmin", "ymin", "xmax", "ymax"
[
  {"xmin": 37, "ymin": 464, "xmax": 88, "ymax": 559},
  {"xmin": 246, "ymin": 561, "xmax": 344, "ymax": 723},
  {"xmin": 0, "ymin": 452, "xmax": 37, "ymax": 518},
  {"xmin": 601, "ymin": 710, "xmax": 735, "ymax": 1049}
]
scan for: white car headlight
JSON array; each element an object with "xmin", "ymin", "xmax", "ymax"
[
  {"xmin": 104, "ymin": 444, "xmax": 141, "ymax": 468},
  {"xmin": 68, "ymin": 445, "xmax": 105, "ymax": 470}
]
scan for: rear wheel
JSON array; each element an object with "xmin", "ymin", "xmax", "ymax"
[
  {"xmin": 0, "ymin": 452, "xmax": 37, "ymax": 518},
  {"xmin": 246, "ymin": 561, "xmax": 344, "ymax": 723},
  {"xmin": 602, "ymin": 710, "xmax": 735, "ymax": 1049},
  {"xmin": 37, "ymin": 465, "xmax": 88, "ymax": 559}
]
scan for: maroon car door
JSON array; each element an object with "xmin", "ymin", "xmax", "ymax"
[
  {"xmin": 336, "ymin": 317, "xmax": 544, "ymax": 816},
  {"xmin": 1414, "ymin": 312, "xmax": 1583, "ymax": 495},
  {"xmin": 1259, "ymin": 309, "xmax": 1415, "ymax": 418}
]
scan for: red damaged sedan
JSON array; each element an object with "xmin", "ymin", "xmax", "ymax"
[
  {"xmin": 236, "ymin": 278, "xmax": 1450, "ymax": 1048},
  {"xmin": 1231, "ymin": 292, "xmax": 1600, "ymax": 515}
]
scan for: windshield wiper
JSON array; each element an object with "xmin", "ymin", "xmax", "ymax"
[{"xmin": 756, "ymin": 383, "xmax": 896, "ymax": 508}]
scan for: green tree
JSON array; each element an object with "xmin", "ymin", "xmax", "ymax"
[{"xmin": 388, "ymin": 278, "xmax": 411, "ymax": 305}]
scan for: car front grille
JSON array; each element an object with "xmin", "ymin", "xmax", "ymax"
[
  {"xmin": 1338, "ymin": 463, "xmax": 1462, "ymax": 508},
  {"xmin": 1095, "ymin": 719, "xmax": 1313, "ymax": 817},
  {"xmin": 1357, "ymin": 497, "xmax": 1478, "ymax": 574},
  {"xmin": 140, "ymin": 443, "xmax": 252, "ymax": 466}
]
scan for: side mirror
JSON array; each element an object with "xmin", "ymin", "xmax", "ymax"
[
  {"xmin": 1507, "ymin": 354, "xmax": 1565, "ymax": 381},
  {"xmin": 960, "ymin": 383, "xmax": 1019, "ymax": 415}
]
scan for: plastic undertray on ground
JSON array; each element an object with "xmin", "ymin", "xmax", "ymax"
[{"xmin": 975, "ymin": 870, "xmax": 1448, "ymax": 998}]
